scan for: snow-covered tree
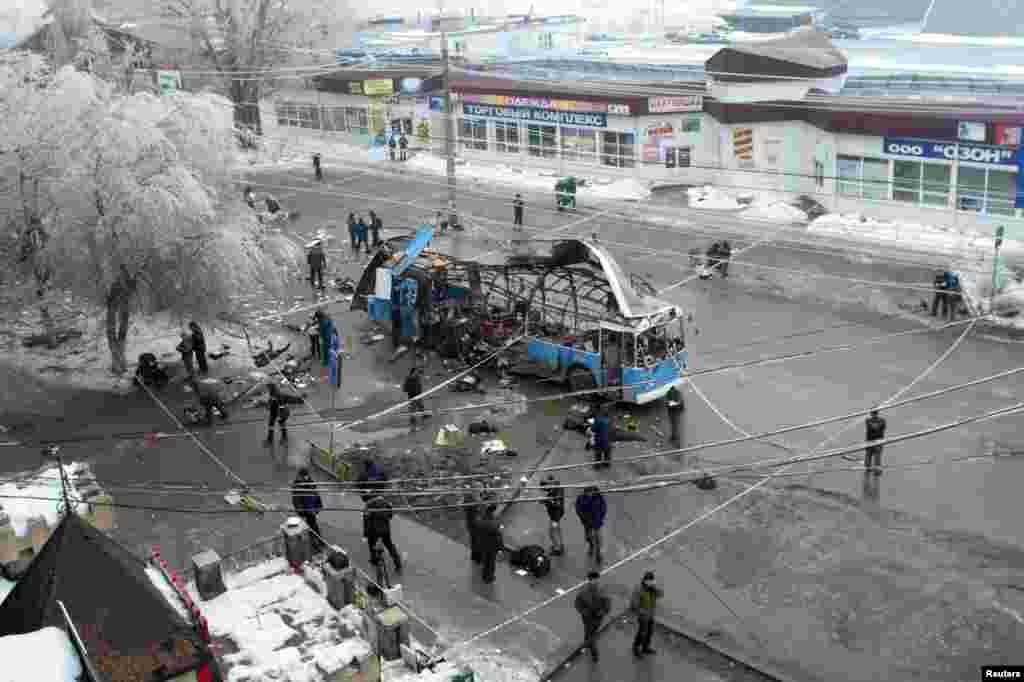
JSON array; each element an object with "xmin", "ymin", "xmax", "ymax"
[
  {"xmin": 1, "ymin": 56, "xmax": 289, "ymax": 373},
  {"xmin": 163, "ymin": 0, "xmax": 331, "ymax": 134}
]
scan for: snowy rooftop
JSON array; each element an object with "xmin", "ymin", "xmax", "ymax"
[
  {"xmin": 183, "ymin": 557, "xmax": 375, "ymax": 682},
  {"xmin": 0, "ymin": 462, "xmax": 95, "ymax": 538},
  {"xmin": 0, "ymin": 626, "xmax": 83, "ymax": 682}
]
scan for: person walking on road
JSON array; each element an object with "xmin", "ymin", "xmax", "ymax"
[
  {"xmin": 388, "ymin": 135, "xmax": 397, "ymax": 161},
  {"xmin": 356, "ymin": 215, "xmax": 370, "ymax": 255},
  {"xmin": 864, "ymin": 409, "xmax": 886, "ymax": 474},
  {"xmin": 316, "ymin": 310, "xmax": 337, "ymax": 369},
  {"xmin": 264, "ymin": 383, "xmax": 291, "ymax": 445},
  {"xmin": 575, "ymin": 485, "xmax": 607, "ymax": 564},
  {"xmin": 177, "ymin": 331, "xmax": 195, "ymax": 377},
  {"xmin": 513, "ymin": 193, "xmax": 524, "ymax": 227},
  {"xmin": 313, "ymin": 152, "xmax": 323, "ymax": 181},
  {"xmin": 591, "ymin": 407, "xmax": 612, "ymax": 469},
  {"xmin": 540, "ymin": 474, "xmax": 565, "ymax": 556},
  {"xmin": 369, "ymin": 210, "xmax": 383, "ymax": 248},
  {"xmin": 930, "ymin": 271, "xmax": 948, "ymax": 318},
  {"xmin": 188, "ymin": 321, "xmax": 208, "ymax": 374},
  {"xmin": 307, "ymin": 240, "xmax": 327, "ymax": 293},
  {"xmin": 574, "ymin": 571, "xmax": 611, "ymax": 661},
  {"xmin": 292, "ymin": 468, "xmax": 325, "ymax": 553},
  {"xmin": 631, "ymin": 570, "xmax": 664, "ymax": 657},
  {"xmin": 399, "ymin": 133, "xmax": 409, "ymax": 161},
  {"xmin": 358, "ymin": 457, "xmax": 388, "ymax": 502},
  {"xmin": 347, "ymin": 213, "xmax": 358, "ymax": 256},
  {"xmin": 403, "ymin": 366, "xmax": 425, "ymax": 428},
  {"xmin": 476, "ymin": 505, "xmax": 503, "ymax": 584},
  {"xmin": 364, "ymin": 494, "xmax": 403, "ymax": 574}
]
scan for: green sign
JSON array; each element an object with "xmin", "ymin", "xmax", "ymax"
[{"xmin": 157, "ymin": 70, "xmax": 179, "ymax": 96}]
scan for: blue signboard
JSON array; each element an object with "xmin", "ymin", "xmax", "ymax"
[
  {"xmin": 463, "ymin": 103, "xmax": 608, "ymax": 128},
  {"xmin": 882, "ymin": 137, "xmax": 1017, "ymax": 166}
]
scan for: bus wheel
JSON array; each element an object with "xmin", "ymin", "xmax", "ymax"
[{"xmin": 567, "ymin": 366, "xmax": 595, "ymax": 394}]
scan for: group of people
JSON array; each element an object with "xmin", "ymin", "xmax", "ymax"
[
  {"xmin": 931, "ymin": 269, "xmax": 963, "ymax": 320},
  {"xmin": 706, "ymin": 240, "xmax": 732, "ymax": 278},
  {"xmin": 347, "ymin": 211, "xmax": 383, "ymax": 257},
  {"xmin": 388, "ymin": 133, "xmax": 410, "ymax": 162}
]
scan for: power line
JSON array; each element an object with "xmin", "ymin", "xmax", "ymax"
[{"xmin": 11, "ymin": 358, "xmax": 1020, "ymax": 496}]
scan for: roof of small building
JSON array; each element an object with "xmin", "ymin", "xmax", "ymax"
[{"xmin": 706, "ymin": 28, "xmax": 847, "ymax": 76}]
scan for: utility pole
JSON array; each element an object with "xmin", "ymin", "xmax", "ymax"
[
  {"xmin": 992, "ymin": 225, "xmax": 1005, "ymax": 311},
  {"xmin": 43, "ymin": 445, "xmax": 73, "ymax": 518},
  {"xmin": 441, "ymin": 24, "xmax": 458, "ymax": 229}
]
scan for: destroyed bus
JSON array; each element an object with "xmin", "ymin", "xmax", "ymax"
[{"xmin": 351, "ymin": 225, "xmax": 688, "ymax": 405}]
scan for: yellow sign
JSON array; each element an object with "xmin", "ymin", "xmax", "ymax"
[
  {"xmin": 363, "ymin": 79, "xmax": 394, "ymax": 96},
  {"xmin": 349, "ymin": 82, "xmax": 363, "ymax": 94}
]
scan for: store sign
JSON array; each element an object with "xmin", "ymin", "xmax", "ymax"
[
  {"xmin": 957, "ymin": 121, "xmax": 986, "ymax": 142},
  {"xmin": 883, "ymin": 137, "xmax": 1016, "ymax": 166},
  {"xmin": 363, "ymin": 79, "xmax": 394, "ymax": 96},
  {"xmin": 994, "ymin": 125, "xmax": 1022, "ymax": 147},
  {"xmin": 648, "ymin": 95, "xmax": 702, "ymax": 113},
  {"xmin": 733, "ymin": 128, "xmax": 754, "ymax": 161},
  {"xmin": 349, "ymin": 82, "xmax": 363, "ymax": 95},
  {"xmin": 463, "ymin": 103, "xmax": 607, "ymax": 128},
  {"xmin": 461, "ymin": 93, "xmax": 626, "ymax": 115}
]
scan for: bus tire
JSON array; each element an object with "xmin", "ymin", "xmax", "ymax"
[{"xmin": 567, "ymin": 366, "xmax": 595, "ymax": 394}]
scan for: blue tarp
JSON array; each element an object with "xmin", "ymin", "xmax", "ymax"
[{"xmin": 393, "ymin": 226, "xmax": 434, "ymax": 276}]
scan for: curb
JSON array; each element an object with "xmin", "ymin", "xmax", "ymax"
[{"xmin": 538, "ymin": 609, "xmax": 797, "ymax": 682}]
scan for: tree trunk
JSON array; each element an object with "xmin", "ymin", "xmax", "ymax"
[{"xmin": 230, "ymin": 78, "xmax": 262, "ymax": 136}]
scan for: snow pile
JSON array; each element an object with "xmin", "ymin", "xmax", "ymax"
[
  {"xmin": 188, "ymin": 559, "xmax": 374, "ymax": 682},
  {"xmin": 0, "ymin": 462, "xmax": 87, "ymax": 536},
  {"xmin": 386, "ymin": 647, "xmax": 541, "ymax": 682},
  {"xmin": 583, "ymin": 177, "xmax": 651, "ymax": 201},
  {"xmin": 0, "ymin": 627, "xmax": 83, "ymax": 682},
  {"xmin": 741, "ymin": 194, "xmax": 808, "ymax": 223},
  {"xmin": 807, "ymin": 213, "xmax": 1001, "ymax": 258},
  {"xmin": 145, "ymin": 566, "xmax": 191, "ymax": 621},
  {"xmin": 686, "ymin": 185, "xmax": 742, "ymax": 210}
]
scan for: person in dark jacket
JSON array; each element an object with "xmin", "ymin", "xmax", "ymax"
[
  {"xmin": 313, "ymin": 152, "xmax": 322, "ymax": 181},
  {"xmin": 403, "ymin": 366, "xmax": 425, "ymax": 427},
  {"xmin": 177, "ymin": 331, "xmax": 195, "ymax": 377},
  {"xmin": 591, "ymin": 408, "xmax": 612, "ymax": 469},
  {"xmin": 943, "ymin": 270, "xmax": 961, "ymax": 320},
  {"xmin": 188, "ymin": 321, "xmax": 208, "ymax": 374},
  {"xmin": 540, "ymin": 475, "xmax": 565, "ymax": 556},
  {"xmin": 264, "ymin": 383, "xmax": 291, "ymax": 445},
  {"xmin": 575, "ymin": 486, "xmax": 607, "ymax": 564},
  {"xmin": 307, "ymin": 241, "xmax": 327, "ymax": 293},
  {"xmin": 317, "ymin": 310, "xmax": 337, "ymax": 369},
  {"xmin": 188, "ymin": 378, "xmax": 227, "ymax": 425},
  {"xmin": 388, "ymin": 136, "xmax": 397, "ymax": 161},
  {"xmin": 574, "ymin": 571, "xmax": 611, "ymax": 661},
  {"xmin": 358, "ymin": 458, "xmax": 388, "ymax": 502},
  {"xmin": 347, "ymin": 213, "xmax": 358, "ymax": 255},
  {"xmin": 931, "ymin": 271, "xmax": 949, "ymax": 318},
  {"xmin": 369, "ymin": 210, "xmax": 383, "ymax": 247},
  {"xmin": 719, "ymin": 240, "xmax": 731, "ymax": 278},
  {"xmin": 476, "ymin": 505, "xmax": 503, "ymax": 584},
  {"xmin": 513, "ymin": 193, "xmax": 524, "ymax": 226},
  {"xmin": 364, "ymin": 494, "xmax": 402, "ymax": 573},
  {"xmin": 356, "ymin": 215, "xmax": 370, "ymax": 254},
  {"xmin": 864, "ymin": 409, "xmax": 886, "ymax": 474},
  {"xmin": 305, "ymin": 312, "xmax": 321, "ymax": 362},
  {"xmin": 398, "ymin": 134, "xmax": 409, "ymax": 161},
  {"xmin": 630, "ymin": 570, "xmax": 664, "ymax": 657},
  {"xmin": 292, "ymin": 468, "xmax": 325, "ymax": 552}
]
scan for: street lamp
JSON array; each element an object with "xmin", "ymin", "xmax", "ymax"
[{"xmin": 992, "ymin": 225, "xmax": 1005, "ymax": 311}]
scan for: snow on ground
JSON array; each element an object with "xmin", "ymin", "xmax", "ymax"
[
  {"xmin": 385, "ymin": 647, "xmax": 541, "ymax": 682},
  {"xmin": 405, "ymin": 153, "xmax": 651, "ymax": 202},
  {"xmin": 145, "ymin": 566, "xmax": 191, "ymax": 622},
  {"xmin": 188, "ymin": 559, "xmax": 374, "ymax": 682},
  {"xmin": 0, "ymin": 627, "xmax": 83, "ymax": 682},
  {"xmin": 0, "ymin": 462, "xmax": 86, "ymax": 536},
  {"xmin": 686, "ymin": 186, "xmax": 809, "ymax": 222}
]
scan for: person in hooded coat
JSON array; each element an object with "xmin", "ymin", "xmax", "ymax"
[
  {"xmin": 574, "ymin": 571, "xmax": 611, "ymax": 661},
  {"xmin": 292, "ymin": 468, "xmax": 325, "ymax": 552},
  {"xmin": 356, "ymin": 215, "xmax": 370, "ymax": 254},
  {"xmin": 188, "ymin": 321, "xmax": 208, "ymax": 374},
  {"xmin": 575, "ymin": 485, "xmax": 607, "ymax": 564},
  {"xmin": 363, "ymin": 494, "xmax": 402, "ymax": 573}
]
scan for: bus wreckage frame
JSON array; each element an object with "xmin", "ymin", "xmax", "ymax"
[{"xmin": 351, "ymin": 226, "xmax": 688, "ymax": 405}]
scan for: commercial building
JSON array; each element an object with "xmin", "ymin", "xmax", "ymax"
[{"xmin": 260, "ymin": 30, "xmax": 1023, "ymax": 230}]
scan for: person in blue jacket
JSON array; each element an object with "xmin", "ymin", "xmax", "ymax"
[
  {"xmin": 575, "ymin": 485, "xmax": 607, "ymax": 564},
  {"xmin": 315, "ymin": 309, "xmax": 337, "ymax": 369},
  {"xmin": 356, "ymin": 215, "xmax": 370, "ymax": 255},
  {"xmin": 591, "ymin": 407, "xmax": 612, "ymax": 469}
]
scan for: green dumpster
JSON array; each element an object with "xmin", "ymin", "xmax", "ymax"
[{"xmin": 555, "ymin": 176, "xmax": 577, "ymax": 210}]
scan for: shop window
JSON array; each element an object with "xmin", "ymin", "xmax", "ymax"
[
  {"xmin": 276, "ymin": 101, "xmax": 301, "ymax": 127},
  {"xmin": 296, "ymin": 104, "xmax": 319, "ymax": 129},
  {"xmin": 459, "ymin": 118, "xmax": 487, "ymax": 151},
  {"xmin": 346, "ymin": 107, "xmax": 368, "ymax": 133},
  {"xmin": 893, "ymin": 160, "xmax": 921, "ymax": 203},
  {"xmin": 527, "ymin": 124, "xmax": 556, "ymax": 159},
  {"xmin": 862, "ymin": 158, "xmax": 889, "ymax": 200},
  {"xmin": 495, "ymin": 121, "xmax": 520, "ymax": 154},
  {"xmin": 664, "ymin": 146, "xmax": 691, "ymax": 169},
  {"xmin": 602, "ymin": 131, "xmax": 635, "ymax": 168},
  {"xmin": 323, "ymin": 106, "xmax": 348, "ymax": 132},
  {"xmin": 682, "ymin": 115, "xmax": 701, "ymax": 133},
  {"xmin": 837, "ymin": 155, "xmax": 860, "ymax": 196},
  {"xmin": 958, "ymin": 166, "xmax": 1017, "ymax": 215},
  {"xmin": 922, "ymin": 163, "xmax": 950, "ymax": 207},
  {"xmin": 561, "ymin": 127, "xmax": 597, "ymax": 163},
  {"xmin": 814, "ymin": 160, "xmax": 825, "ymax": 188}
]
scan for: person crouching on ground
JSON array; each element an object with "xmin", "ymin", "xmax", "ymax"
[{"xmin": 188, "ymin": 377, "xmax": 228, "ymax": 425}]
